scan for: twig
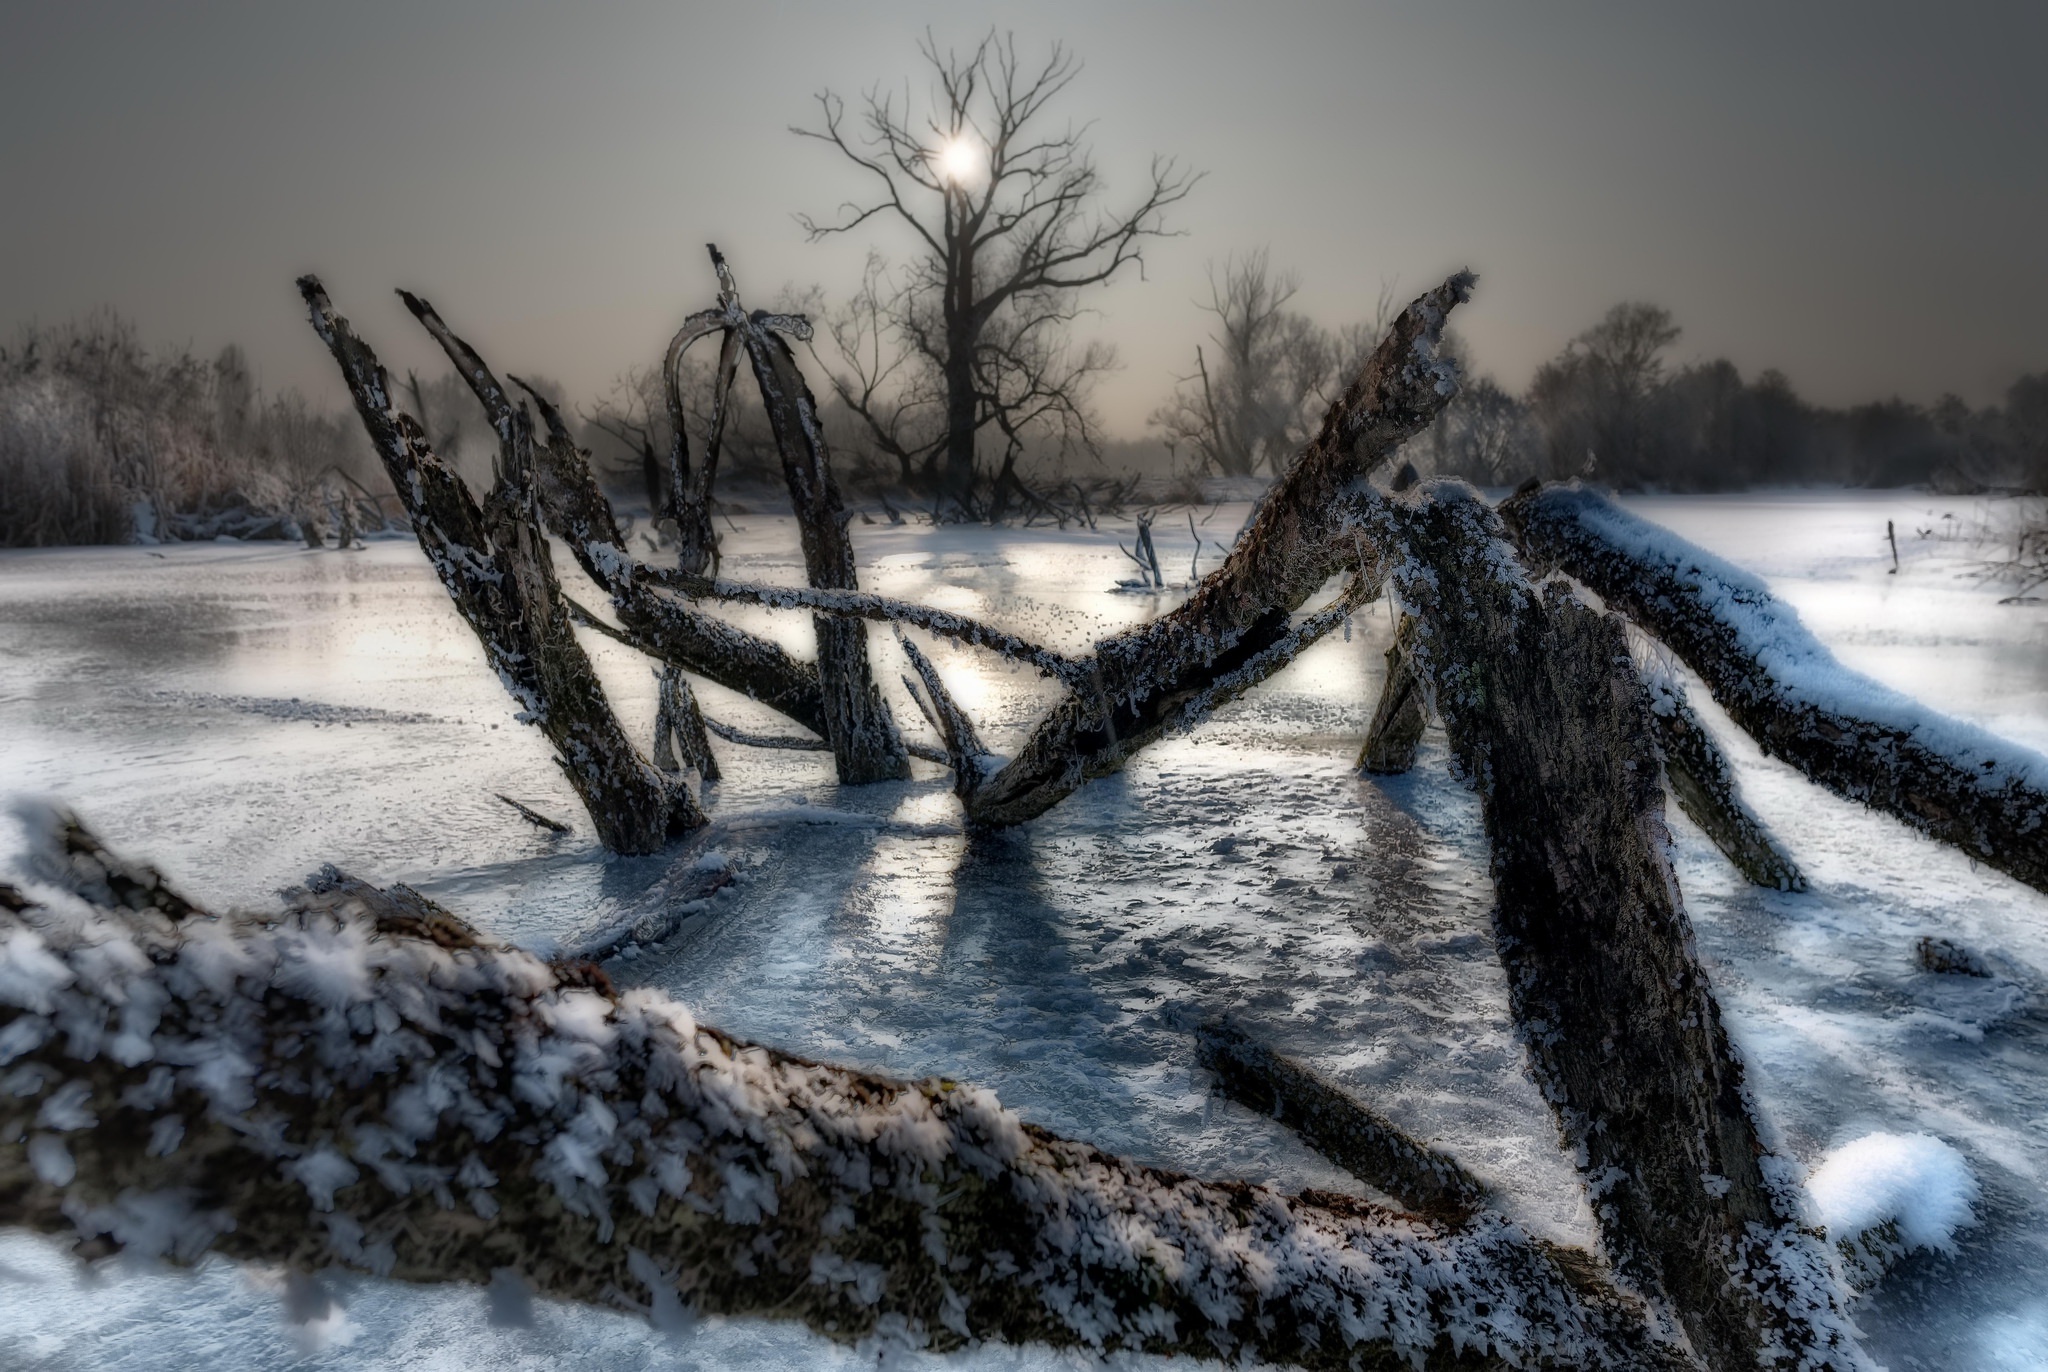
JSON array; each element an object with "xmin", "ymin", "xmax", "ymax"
[{"xmin": 495, "ymin": 793, "xmax": 571, "ymax": 834}]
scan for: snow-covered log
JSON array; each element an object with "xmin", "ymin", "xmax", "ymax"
[
  {"xmin": 1502, "ymin": 482, "xmax": 2048, "ymax": 896},
  {"xmin": 1358, "ymin": 613, "xmax": 1429, "ymax": 774},
  {"xmin": 1640, "ymin": 664, "xmax": 1805, "ymax": 891},
  {"xmin": 1367, "ymin": 483, "xmax": 1863, "ymax": 1372},
  {"xmin": 712, "ymin": 247, "xmax": 909, "ymax": 785},
  {"xmin": 297, "ymin": 277, "xmax": 701, "ymax": 854},
  {"xmin": 0, "ymin": 814, "xmax": 1693, "ymax": 1372},
  {"xmin": 957, "ymin": 272, "xmax": 1477, "ymax": 828}
]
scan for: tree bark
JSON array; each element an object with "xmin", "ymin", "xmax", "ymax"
[
  {"xmin": 1196, "ymin": 1018, "xmax": 1489, "ymax": 1227},
  {"xmin": 1642, "ymin": 666, "xmax": 1805, "ymax": 891},
  {"xmin": 651, "ymin": 665, "xmax": 720, "ymax": 783},
  {"xmin": 0, "ymin": 817, "xmax": 1690, "ymax": 1372},
  {"xmin": 715, "ymin": 250, "xmax": 910, "ymax": 785},
  {"xmin": 1358, "ymin": 613, "xmax": 1429, "ymax": 774},
  {"xmin": 1502, "ymin": 481, "xmax": 2048, "ymax": 896},
  {"xmin": 1366, "ymin": 482, "xmax": 1860, "ymax": 1372},
  {"xmin": 957, "ymin": 272, "xmax": 1476, "ymax": 828},
  {"xmin": 298, "ymin": 277, "xmax": 700, "ymax": 854}
]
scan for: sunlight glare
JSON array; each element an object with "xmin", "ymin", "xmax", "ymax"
[{"xmin": 937, "ymin": 136, "xmax": 983, "ymax": 186}]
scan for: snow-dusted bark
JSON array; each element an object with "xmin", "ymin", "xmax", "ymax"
[
  {"xmin": 1365, "ymin": 483, "xmax": 1864, "ymax": 1372},
  {"xmin": 1358, "ymin": 613, "xmax": 1429, "ymax": 775},
  {"xmin": 1503, "ymin": 482, "xmax": 2048, "ymax": 896},
  {"xmin": 651, "ymin": 665, "xmax": 720, "ymax": 783},
  {"xmin": 713, "ymin": 248, "xmax": 909, "ymax": 785},
  {"xmin": 297, "ymin": 277, "xmax": 700, "ymax": 854},
  {"xmin": 0, "ymin": 813, "xmax": 1691, "ymax": 1372},
  {"xmin": 1639, "ymin": 664, "xmax": 1804, "ymax": 891},
  {"xmin": 956, "ymin": 272, "xmax": 1477, "ymax": 828}
]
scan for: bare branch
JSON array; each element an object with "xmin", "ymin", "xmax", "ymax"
[{"xmin": 1503, "ymin": 481, "xmax": 2048, "ymax": 895}]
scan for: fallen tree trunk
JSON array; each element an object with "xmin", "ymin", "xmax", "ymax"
[
  {"xmin": 0, "ymin": 814, "xmax": 1690, "ymax": 1371},
  {"xmin": 1640, "ymin": 662, "xmax": 1805, "ymax": 891},
  {"xmin": 1502, "ymin": 481, "xmax": 2048, "ymax": 896},
  {"xmin": 955, "ymin": 272, "xmax": 1477, "ymax": 828},
  {"xmin": 1358, "ymin": 613, "xmax": 1429, "ymax": 774},
  {"xmin": 298, "ymin": 276, "xmax": 701, "ymax": 854},
  {"xmin": 1366, "ymin": 482, "xmax": 1861, "ymax": 1372}
]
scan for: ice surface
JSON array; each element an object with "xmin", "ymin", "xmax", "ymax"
[{"xmin": 1, "ymin": 490, "xmax": 2045, "ymax": 1369}]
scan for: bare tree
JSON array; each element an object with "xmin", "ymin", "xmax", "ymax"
[
  {"xmin": 1150, "ymin": 249, "xmax": 1332, "ymax": 477},
  {"xmin": 1528, "ymin": 302, "xmax": 1681, "ymax": 480},
  {"xmin": 795, "ymin": 30, "xmax": 1197, "ymax": 513}
]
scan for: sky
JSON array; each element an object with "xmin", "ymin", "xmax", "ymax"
[{"xmin": 2, "ymin": 0, "xmax": 2044, "ymax": 436}]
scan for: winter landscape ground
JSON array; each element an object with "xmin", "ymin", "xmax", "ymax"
[{"xmin": 1, "ymin": 489, "xmax": 2044, "ymax": 1370}]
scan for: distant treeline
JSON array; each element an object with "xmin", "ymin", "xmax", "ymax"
[
  {"xmin": 6, "ymin": 302, "xmax": 2046, "ymax": 548},
  {"xmin": 0, "ymin": 313, "xmax": 385, "ymax": 547},
  {"xmin": 1415, "ymin": 302, "xmax": 2048, "ymax": 493}
]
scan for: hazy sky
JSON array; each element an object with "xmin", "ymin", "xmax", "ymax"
[{"xmin": 3, "ymin": 1, "xmax": 2044, "ymax": 435}]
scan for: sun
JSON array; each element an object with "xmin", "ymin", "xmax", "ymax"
[{"xmin": 936, "ymin": 136, "xmax": 984, "ymax": 186}]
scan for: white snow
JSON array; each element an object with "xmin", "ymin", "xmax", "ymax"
[
  {"xmin": 0, "ymin": 489, "xmax": 2044, "ymax": 1368},
  {"xmin": 1808, "ymin": 1131, "xmax": 1978, "ymax": 1255}
]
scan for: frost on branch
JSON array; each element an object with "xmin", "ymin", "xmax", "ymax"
[
  {"xmin": 1358, "ymin": 612, "xmax": 1430, "ymax": 775},
  {"xmin": 1503, "ymin": 481, "xmax": 2048, "ymax": 896},
  {"xmin": 1636, "ymin": 656, "xmax": 1805, "ymax": 891},
  {"xmin": 296, "ymin": 277, "xmax": 699, "ymax": 854},
  {"xmin": 0, "ymin": 812, "xmax": 1693, "ymax": 1370},
  {"xmin": 959, "ymin": 271, "xmax": 1476, "ymax": 828},
  {"xmin": 1361, "ymin": 482, "xmax": 1864, "ymax": 1372}
]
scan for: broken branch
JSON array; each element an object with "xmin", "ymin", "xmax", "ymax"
[{"xmin": 1503, "ymin": 482, "xmax": 2048, "ymax": 896}]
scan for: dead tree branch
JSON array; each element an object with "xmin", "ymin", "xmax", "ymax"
[
  {"xmin": 956, "ymin": 271, "xmax": 1475, "ymax": 827},
  {"xmin": 709, "ymin": 246, "xmax": 910, "ymax": 784},
  {"xmin": 651, "ymin": 665, "xmax": 720, "ymax": 782},
  {"xmin": 1502, "ymin": 482, "xmax": 2048, "ymax": 895},
  {"xmin": 1196, "ymin": 1018, "xmax": 1489, "ymax": 1227},
  {"xmin": 298, "ymin": 277, "xmax": 700, "ymax": 854},
  {"xmin": 0, "ymin": 815, "xmax": 1690, "ymax": 1371},
  {"xmin": 1640, "ymin": 662, "xmax": 1805, "ymax": 891},
  {"xmin": 1358, "ymin": 613, "xmax": 1429, "ymax": 774},
  {"xmin": 1367, "ymin": 482, "xmax": 1860, "ymax": 1371}
]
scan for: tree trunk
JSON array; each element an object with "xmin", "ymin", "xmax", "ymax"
[
  {"xmin": 1502, "ymin": 481, "xmax": 2048, "ymax": 896},
  {"xmin": 732, "ymin": 303, "xmax": 911, "ymax": 785},
  {"xmin": 959, "ymin": 272, "xmax": 1476, "ymax": 828},
  {"xmin": 1358, "ymin": 612, "xmax": 1429, "ymax": 774},
  {"xmin": 0, "ymin": 820, "xmax": 1690, "ymax": 1372},
  {"xmin": 1643, "ymin": 666, "xmax": 1804, "ymax": 891},
  {"xmin": 1368, "ymin": 482, "xmax": 1859, "ymax": 1372},
  {"xmin": 298, "ymin": 277, "xmax": 700, "ymax": 854},
  {"xmin": 941, "ymin": 315, "xmax": 978, "ymax": 508}
]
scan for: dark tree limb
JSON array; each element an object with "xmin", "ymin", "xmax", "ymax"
[
  {"xmin": 1196, "ymin": 1019, "xmax": 1489, "ymax": 1227},
  {"xmin": 701, "ymin": 715, "xmax": 949, "ymax": 767},
  {"xmin": 1502, "ymin": 481, "xmax": 2048, "ymax": 896},
  {"xmin": 0, "ymin": 817, "xmax": 1690, "ymax": 1371},
  {"xmin": 1641, "ymin": 664, "xmax": 1805, "ymax": 891},
  {"xmin": 651, "ymin": 665, "xmax": 721, "ymax": 783},
  {"xmin": 897, "ymin": 634, "xmax": 994, "ymax": 804},
  {"xmin": 1358, "ymin": 613, "xmax": 1429, "ymax": 775},
  {"xmin": 958, "ymin": 272, "xmax": 1476, "ymax": 828},
  {"xmin": 1366, "ymin": 482, "xmax": 1859, "ymax": 1371},
  {"xmin": 653, "ymin": 572, "xmax": 1088, "ymax": 685},
  {"xmin": 496, "ymin": 794, "xmax": 572, "ymax": 835},
  {"xmin": 710, "ymin": 246, "xmax": 910, "ymax": 785},
  {"xmin": 298, "ymin": 277, "xmax": 700, "ymax": 854}
]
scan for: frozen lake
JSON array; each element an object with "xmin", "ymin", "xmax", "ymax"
[{"xmin": 3, "ymin": 489, "xmax": 2046, "ymax": 1370}]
